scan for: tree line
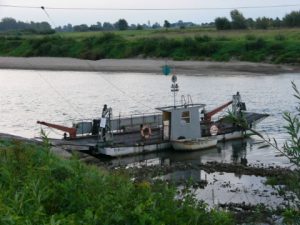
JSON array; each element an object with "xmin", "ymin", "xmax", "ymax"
[
  {"xmin": 1, "ymin": 10, "xmax": 300, "ymax": 33},
  {"xmin": 56, "ymin": 19, "xmax": 195, "ymax": 32},
  {"xmin": 215, "ymin": 10, "xmax": 300, "ymax": 30},
  {"xmin": 0, "ymin": 17, "xmax": 193, "ymax": 33},
  {"xmin": 0, "ymin": 17, "xmax": 54, "ymax": 34}
]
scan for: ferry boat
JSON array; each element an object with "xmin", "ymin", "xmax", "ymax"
[{"xmin": 37, "ymin": 75, "xmax": 268, "ymax": 157}]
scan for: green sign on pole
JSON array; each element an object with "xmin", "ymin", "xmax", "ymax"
[{"xmin": 162, "ymin": 65, "xmax": 171, "ymax": 76}]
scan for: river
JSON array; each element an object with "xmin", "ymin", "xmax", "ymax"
[
  {"xmin": 1, "ymin": 69, "xmax": 299, "ymax": 209},
  {"xmin": 1, "ymin": 69, "xmax": 299, "ymax": 157}
]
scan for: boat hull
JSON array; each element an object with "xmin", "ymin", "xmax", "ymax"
[
  {"xmin": 216, "ymin": 131, "xmax": 244, "ymax": 141},
  {"xmin": 171, "ymin": 137, "xmax": 218, "ymax": 151},
  {"xmin": 98, "ymin": 142, "xmax": 172, "ymax": 157}
]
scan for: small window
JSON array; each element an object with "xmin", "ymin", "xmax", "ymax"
[{"xmin": 181, "ymin": 111, "xmax": 190, "ymax": 124}]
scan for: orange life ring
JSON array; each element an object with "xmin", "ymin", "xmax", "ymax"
[{"xmin": 141, "ymin": 125, "xmax": 152, "ymax": 139}]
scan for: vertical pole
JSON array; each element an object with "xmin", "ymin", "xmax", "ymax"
[
  {"xmin": 212, "ymin": 189, "xmax": 215, "ymax": 206},
  {"xmin": 173, "ymin": 90, "xmax": 176, "ymax": 108}
]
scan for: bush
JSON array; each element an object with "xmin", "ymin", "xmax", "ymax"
[
  {"xmin": 194, "ymin": 35, "xmax": 212, "ymax": 42},
  {"xmin": 245, "ymin": 38, "xmax": 267, "ymax": 51},
  {"xmin": 274, "ymin": 34, "xmax": 286, "ymax": 41},
  {"xmin": 0, "ymin": 30, "xmax": 299, "ymax": 64},
  {"xmin": 0, "ymin": 139, "xmax": 234, "ymax": 225}
]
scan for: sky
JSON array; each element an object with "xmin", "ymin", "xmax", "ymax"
[{"xmin": 0, "ymin": 0, "xmax": 300, "ymax": 26}]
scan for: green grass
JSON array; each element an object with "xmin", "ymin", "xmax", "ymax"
[
  {"xmin": 0, "ymin": 139, "xmax": 234, "ymax": 225},
  {"xmin": 57, "ymin": 28, "xmax": 300, "ymax": 41},
  {"xmin": 0, "ymin": 28, "xmax": 300, "ymax": 63}
]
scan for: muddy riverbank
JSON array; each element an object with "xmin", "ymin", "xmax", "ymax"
[{"xmin": 1, "ymin": 57, "xmax": 300, "ymax": 75}]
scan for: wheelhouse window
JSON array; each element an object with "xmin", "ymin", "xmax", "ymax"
[{"xmin": 181, "ymin": 111, "xmax": 190, "ymax": 124}]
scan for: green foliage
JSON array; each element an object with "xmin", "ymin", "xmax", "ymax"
[
  {"xmin": 255, "ymin": 17, "xmax": 270, "ymax": 30},
  {"xmin": 283, "ymin": 81, "xmax": 300, "ymax": 166},
  {"xmin": 215, "ymin": 17, "xmax": 231, "ymax": 30},
  {"xmin": 230, "ymin": 10, "xmax": 247, "ymax": 30},
  {"xmin": 0, "ymin": 139, "xmax": 234, "ymax": 225},
  {"xmin": 73, "ymin": 24, "xmax": 89, "ymax": 32},
  {"xmin": 164, "ymin": 20, "xmax": 171, "ymax": 29},
  {"xmin": 115, "ymin": 19, "xmax": 129, "ymax": 31},
  {"xmin": 274, "ymin": 34, "xmax": 286, "ymax": 41},
  {"xmin": 282, "ymin": 209, "xmax": 300, "ymax": 225},
  {"xmin": 1, "ymin": 29, "xmax": 300, "ymax": 63},
  {"xmin": 245, "ymin": 34, "xmax": 256, "ymax": 41},
  {"xmin": 245, "ymin": 37, "xmax": 267, "ymax": 51},
  {"xmin": 283, "ymin": 11, "xmax": 300, "ymax": 27},
  {"xmin": 194, "ymin": 35, "xmax": 212, "ymax": 42},
  {"xmin": 0, "ymin": 17, "xmax": 53, "ymax": 33}
]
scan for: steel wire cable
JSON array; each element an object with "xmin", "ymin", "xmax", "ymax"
[
  {"xmin": 38, "ymin": 7, "xmax": 157, "ymax": 113},
  {"xmin": 85, "ymin": 61, "xmax": 155, "ymax": 111},
  {"xmin": 0, "ymin": 4, "xmax": 300, "ymax": 11},
  {"xmin": 26, "ymin": 60, "xmax": 85, "ymax": 119}
]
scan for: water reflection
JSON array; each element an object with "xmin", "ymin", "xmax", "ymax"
[
  {"xmin": 105, "ymin": 138, "xmax": 291, "ymax": 168},
  {"xmin": 158, "ymin": 170, "xmax": 299, "ymax": 209},
  {"xmin": 230, "ymin": 140, "xmax": 247, "ymax": 165}
]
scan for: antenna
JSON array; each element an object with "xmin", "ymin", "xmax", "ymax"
[{"xmin": 171, "ymin": 75, "xmax": 179, "ymax": 108}]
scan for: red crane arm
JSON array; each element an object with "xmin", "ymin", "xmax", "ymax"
[
  {"xmin": 204, "ymin": 101, "xmax": 233, "ymax": 122},
  {"xmin": 37, "ymin": 121, "xmax": 77, "ymax": 138}
]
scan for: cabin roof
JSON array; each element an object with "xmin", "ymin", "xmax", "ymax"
[{"xmin": 156, "ymin": 104, "xmax": 205, "ymax": 112}]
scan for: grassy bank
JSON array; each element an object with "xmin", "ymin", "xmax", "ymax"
[
  {"xmin": 0, "ymin": 28, "xmax": 300, "ymax": 64},
  {"xmin": 0, "ymin": 139, "xmax": 233, "ymax": 225}
]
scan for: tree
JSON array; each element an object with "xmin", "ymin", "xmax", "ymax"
[
  {"xmin": 214, "ymin": 17, "xmax": 231, "ymax": 30},
  {"xmin": 0, "ymin": 17, "xmax": 53, "ymax": 33},
  {"xmin": 0, "ymin": 17, "xmax": 17, "ymax": 31},
  {"xmin": 283, "ymin": 11, "xmax": 300, "ymax": 27},
  {"xmin": 230, "ymin": 10, "xmax": 247, "ymax": 29},
  {"xmin": 152, "ymin": 22, "xmax": 161, "ymax": 29},
  {"xmin": 90, "ymin": 22, "xmax": 102, "ymax": 31},
  {"xmin": 73, "ymin": 24, "xmax": 89, "ymax": 32},
  {"xmin": 272, "ymin": 17, "xmax": 282, "ymax": 28},
  {"xmin": 115, "ymin": 19, "xmax": 128, "ymax": 30},
  {"xmin": 164, "ymin": 20, "xmax": 171, "ymax": 29},
  {"xmin": 63, "ymin": 24, "xmax": 73, "ymax": 32},
  {"xmin": 176, "ymin": 20, "xmax": 185, "ymax": 29},
  {"xmin": 255, "ymin": 17, "xmax": 270, "ymax": 29},
  {"xmin": 136, "ymin": 24, "xmax": 143, "ymax": 30},
  {"xmin": 102, "ymin": 22, "xmax": 114, "ymax": 30},
  {"xmin": 34, "ymin": 22, "xmax": 51, "ymax": 31},
  {"xmin": 246, "ymin": 18, "xmax": 255, "ymax": 29},
  {"xmin": 130, "ymin": 24, "xmax": 137, "ymax": 30}
]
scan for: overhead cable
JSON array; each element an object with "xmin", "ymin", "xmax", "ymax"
[{"xmin": 0, "ymin": 4, "xmax": 299, "ymax": 11}]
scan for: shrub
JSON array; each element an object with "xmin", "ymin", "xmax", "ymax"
[
  {"xmin": 274, "ymin": 34, "xmax": 286, "ymax": 41},
  {"xmin": 194, "ymin": 35, "xmax": 212, "ymax": 42},
  {"xmin": 0, "ymin": 139, "xmax": 234, "ymax": 225},
  {"xmin": 245, "ymin": 38, "xmax": 267, "ymax": 51}
]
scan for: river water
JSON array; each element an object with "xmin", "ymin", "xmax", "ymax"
[
  {"xmin": 0, "ymin": 69, "xmax": 299, "ymax": 162},
  {"xmin": 1, "ymin": 69, "xmax": 299, "ymax": 208}
]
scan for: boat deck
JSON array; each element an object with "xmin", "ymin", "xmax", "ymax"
[
  {"xmin": 244, "ymin": 112, "xmax": 269, "ymax": 124},
  {"xmin": 49, "ymin": 128, "xmax": 164, "ymax": 151}
]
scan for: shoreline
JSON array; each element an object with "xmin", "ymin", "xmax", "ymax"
[{"xmin": 1, "ymin": 57, "xmax": 300, "ymax": 75}]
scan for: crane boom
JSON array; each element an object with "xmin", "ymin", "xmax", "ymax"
[
  {"xmin": 204, "ymin": 101, "xmax": 233, "ymax": 122},
  {"xmin": 37, "ymin": 121, "xmax": 77, "ymax": 138}
]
